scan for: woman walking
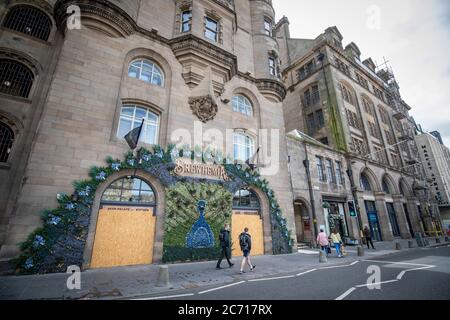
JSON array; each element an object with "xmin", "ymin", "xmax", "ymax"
[
  {"xmin": 330, "ymin": 228, "xmax": 343, "ymax": 258},
  {"xmin": 316, "ymin": 229, "xmax": 330, "ymax": 256}
]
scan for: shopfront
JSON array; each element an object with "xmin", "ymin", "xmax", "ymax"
[{"xmin": 322, "ymin": 198, "xmax": 350, "ymax": 238}]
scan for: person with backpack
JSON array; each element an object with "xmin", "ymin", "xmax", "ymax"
[
  {"xmin": 216, "ymin": 223, "xmax": 234, "ymax": 269},
  {"xmin": 363, "ymin": 225, "xmax": 376, "ymax": 250},
  {"xmin": 330, "ymin": 228, "xmax": 344, "ymax": 258},
  {"xmin": 316, "ymin": 228, "xmax": 330, "ymax": 256},
  {"xmin": 239, "ymin": 227, "xmax": 255, "ymax": 274}
]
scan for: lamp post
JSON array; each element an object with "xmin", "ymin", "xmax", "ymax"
[{"xmin": 346, "ymin": 159, "xmax": 364, "ymax": 242}]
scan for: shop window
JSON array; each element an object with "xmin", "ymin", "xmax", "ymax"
[
  {"xmin": 3, "ymin": 5, "xmax": 52, "ymax": 41},
  {"xmin": 233, "ymin": 189, "xmax": 260, "ymax": 210}
]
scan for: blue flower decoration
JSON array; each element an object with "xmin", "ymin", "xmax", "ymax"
[
  {"xmin": 156, "ymin": 151, "xmax": 164, "ymax": 159},
  {"xmin": 183, "ymin": 150, "xmax": 192, "ymax": 158},
  {"xmin": 65, "ymin": 203, "xmax": 75, "ymax": 211},
  {"xmin": 78, "ymin": 186, "xmax": 91, "ymax": 197},
  {"xmin": 48, "ymin": 215, "xmax": 61, "ymax": 226},
  {"xmin": 111, "ymin": 163, "xmax": 121, "ymax": 171},
  {"xmin": 24, "ymin": 258, "xmax": 34, "ymax": 270},
  {"xmin": 142, "ymin": 154, "xmax": 151, "ymax": 162},
  {"xmin": 33, "ymin": 235, "xmax": 45, "ymax": 248},
  {"xmin": 127, "ymin": 158, "xmax": 135, "ymax": 166},
  {"xmin": 170, "ymin": 149, "xmax": 179, "ymax": 160},
  {"xmin": 95, "ymin": 171, "xmax": 106, "ymax": 181}
]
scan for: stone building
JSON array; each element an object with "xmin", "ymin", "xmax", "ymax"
[
  {"xmin": 0, "ymin": 0, "xmax": 296, "ymax": 271},
  {"xmin": 278, "ymin": 23, "xmax": 437, "ymax": 242},
  {"xmin": 415, "ymin": 132, "xmax": 450, "ymax": 234},
  {"xmin": 287, "ymin": 130, "xmax": 359, "ymax": 245}
]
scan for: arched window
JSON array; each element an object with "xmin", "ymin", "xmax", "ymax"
[
  {"xmin": 0, "ymin": 59, "xmax": 34, "ymax": 98},
  {"xmin": 360, "ymin": 174, "xmax": 372, "ymax": 191},
  {"xmin": 117, "ymin": 105, "xmax": 159, "ymax": 145},
  {"xmin": 3, "ymin": 5, "xmax": 52, "ymax": 41},
  {"xmin": 382, "ymin": 178, "xmax": 391, "ymax": 194},
  {"xmin": 0, "ymin": 121, "xmax": 14, "ymax": 163},
  {"xmin": 232, "ymin": 95, "xmax": 253, "ymax": 116},
  {"xmin": 102, "ymin": 176, "xmax": 156, "ymax": 205},
  {"xmin": 233, "ymin": 132, "xmax": 254, "ymax": 162},
  {"xmin": 340, "ymin": 83, "xmax": 355, "ymax": 106},
  {"xmin": 233, "ymin": 189, "xmax": 260, "ymax": 210},
  {"xmin": 128, "ymin": 59, "xmax": 164, "ymax": 86}
]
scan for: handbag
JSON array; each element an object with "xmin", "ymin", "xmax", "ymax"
[{"xmin": 326, "ymin": 246, "xmax": 332, "ymax": 254}]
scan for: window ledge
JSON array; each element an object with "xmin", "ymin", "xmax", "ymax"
[{"xmin": 0, "ymin": 162, "xmax": 11, "ymax": 170}]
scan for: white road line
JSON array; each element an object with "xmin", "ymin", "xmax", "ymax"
[
  {"xmin": 198, "ymin": 281, "xmax": 245, "ymax": 295},
  {"xmin": 362, "ymin": 260, "xmax": 434, "ymax": 268},
  {"xmin": 296, "ymin": 268, "xmax": 317, "ymax": 277},
  {"xmin": 335, "ymin": 287, "xmax": 356, "ymax": 300},
  {"xmin": 248, "ymin": 275, "xmax": 296, "ymax": 282},
  {"xmin": 298, "ymin": 250, "xmax": 319, "ymax": 255},
  {"xmin": 355, "ymin": 279, "xmax": 399, "ymax": 288},
  {"xmin": 396, "ymin": 266, "xmax": 435, "ymax": 280},
  {"xmin": 350, "ymin": 261, "xmax": 360, "ymax": 266},
  {"xmin": 319, "ymin": 261, "xmax": 360, "ymax": 270},
  {"xmin": 133, "ymin": 293, "xmax": 195, "ymax": 300}
]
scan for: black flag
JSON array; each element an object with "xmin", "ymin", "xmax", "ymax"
[
  {"xmin": 124, "ymin": 119, "xmax": 144, "ymax": 150},
  {"xmin": 246, "ymin": 146, "xmax": 261, "ymax": 171}
]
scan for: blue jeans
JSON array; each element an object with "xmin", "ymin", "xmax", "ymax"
[{"xmin": 334, "ymin": 243, "xmax": 341, "ymax": 256}]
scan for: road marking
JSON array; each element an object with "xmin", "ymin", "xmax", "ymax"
[
  {"xmin": 249, "ymin": 275, "xmax": 295, "ymax": 282},
  {"xmin": 355, "ymin": 279, "xmax": 398, "ymax": 288},
  {"xmin": 350, "ymin": 261, "xmax": 360, "ymax": 266},
  {"xmin": 198, "ymin": 281, "xmax": 245, "ymax": 295},
  {"xmin": 298, "ymin": 249, "xmax": 319, "ymax": 255},
  {"xmin": 335, "ymin": 287, "xmax": 356, "ymax": 300},
  {"xmin": 319, "ymin": 261, "xmax": 360, "ymax": 270},
  {"xmin": 362, "ymin": 260, "xmax": 434, "ymax": 268},
  {"xmin": 296, "ymin": 268, "xmax": 317, "ymax": 277},
  {"xmin": 133, "ymin": 293, "xmax": 195, "ymax": 300},
  {"xmin": 396, "ymin": 266, "xmax": 435, "ymax": 280}
]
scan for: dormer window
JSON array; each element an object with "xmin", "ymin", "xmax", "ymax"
[{"xmin": 205, "ymin": 17, "xmax": 218, "ymax": 42}]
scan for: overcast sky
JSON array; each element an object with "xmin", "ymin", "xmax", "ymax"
[{"xmin": 273, "ymin": 0, "xmax": 450, "ymax": 146}]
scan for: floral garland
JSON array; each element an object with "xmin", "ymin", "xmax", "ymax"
[{"xmin": 15, "ymin": 145, "xmax": 293, "ymax": 274}]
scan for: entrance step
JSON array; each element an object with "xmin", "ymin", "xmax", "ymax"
[{"xmin": 297, "ymin": 242, "xmax": 312, "ymax": 250}]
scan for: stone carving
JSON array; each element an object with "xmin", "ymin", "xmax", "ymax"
[{"xmin": 188, "ymin": 95, "xmax": 218, "ymax": 123}]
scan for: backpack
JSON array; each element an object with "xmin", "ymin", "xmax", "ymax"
[
  {"xmin": 239, "ymin": 233, "xmax": 248, "ymax": 249},
  {"xmin": 219, "ymin": 231, "xmax": 225, "ymax": 243}
]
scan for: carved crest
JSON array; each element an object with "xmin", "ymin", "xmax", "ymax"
[{"xmin": 188, "ymin": 95, "xmax": 218, "ymax": 123}]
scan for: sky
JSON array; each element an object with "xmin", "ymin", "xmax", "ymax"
[{"xmin": 273, "ymin": 0, "xmax": 450, "ymax": 146}]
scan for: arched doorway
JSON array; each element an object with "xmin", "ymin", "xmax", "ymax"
[
  {"xmin": 293, "ymin": 199, "xmax": 312, "ymax": 244},
  {"xmin": 360, "ymin": 171, "xmax": 382, "ymax": 241},
  {"xmin": 400, "ymin": 179, "xmax": 415, "ymax": 238},
  {"xmin": 231, "ymin": 189, "xmax": 264, "ymax": 257},
  {"xmin": 382, "ymin": 175, "xmax": 401, "ymax": 237},
  {"xmin": 90, "ymin": 176, "xmax": 157, "ymax": 268}
]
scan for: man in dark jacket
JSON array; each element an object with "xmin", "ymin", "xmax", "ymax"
[
  {"xmin": 363, "ymin": 225, "xmax": 376, "ymax": 250},
  {"xmin": 239, "ymin": 227, "xmax": 255, "ymax": 274},
  {"xmin": 216, "ymin": 224, "xmax": 234, "ymax": 269}
]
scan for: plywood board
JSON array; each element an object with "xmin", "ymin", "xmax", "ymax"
[{"xmin": 231, "ymin": 211, "xmax": 264, "ymax": 257}]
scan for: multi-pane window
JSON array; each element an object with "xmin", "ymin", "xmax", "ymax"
[
  {"xmin": 181, "ymin": 10, "xmax": 192, "ymax": 32},
  {"xmin": 102, "ymin": 177, "xmax": 156, "ymax": 204},
  {"xmin": 360, "ymin": 174, "xmax": 372, "ymax": 191},
  {"xmin": 351, "ymin": 137, "xmax": 367, "ymax": 155},
  {"xmin": 117, "ymin": 105, "xmax": 159, "ymax": 145},
  {"xmin": 374, "ymin": 87, "xmax": 385, "ymax": 102},
  {"xmin": 326, "ymin": 159, "xmax": 336, "ymax": 183},
  {"xmin": 297, "ymin": 60, "xmax": 316, "ymax": 81},
  {"xmin": 233, "ymin": 132, "xmax": 254, "ymax": 162},
  {"xmin": 335, "ymin": 58, "xmax": 351, "ymax": 77},
  {"xmin": 393, "ymin": 118, "xmax": 402, "ymax": 132},
  {"xmin": 335, "ymin": 161, "xmax": 344, "ymax": 185},
  {"xmin": 316, "ymin": 109, "xmax": 325, "ymax": 127},
  {"xmin": 205, "ymin": 17, "xmax": 218, "ymax": 42},
  {"xmin": 306, "ymin": 110, "xmax": 325, "ymax": 134},
  {"xmin": 3, "ymin": 5, "xmax": 52, "ymax": 41},
  {"xmin": 356, "ymin": 73, "xmax": 369, "ymax": 90},
  {"xmin": 268, "ymin": 57, "xmax": 279, "ymax": 77},
  {"xmin": 316, "ymin": 156, "xmax": 326, "ymax": 182},
  {"xmin": 379, "ymin": 107, "xmax": 389, "ymax": 124},
  {"xmin": 233, "ymin": 189, "xmax": 260, "ymax": 210},
  {"xmin": 232, "ymin": 95, "xmax": 253, "ymax": 116},
  {"xmin": 362, "ymin": 98, "xmax": 375, "ymax": 117},
  {"xmin": 128, "ymin": 59, "xmax": 164, "ymax": 86},
  {"xmin": 264, "ymin": 18, "xmax": 273, "ymax": 36},
  {"xmin": 303, "ymin": 84, "xmax": 320, "ymax": 107},
  {"xmin": 374, "ymin": 146, "xmax": 388, "ymax": 164},
  {"xmin": 0, "ymin": 121, "xmax": 14, "ymax": 163},
  {"xmin": 391, "ymin": 152, "xmax": 401, "ymax": 168},
  {"xmin": 341, "ymin": 84, "xmax": 355, "ymax": 105},
  {"xmin": 0, "ymin": 59, "xmax": 34, "ymax": 98},
  {"xmin": 385, "ymin": 129, "xmax": 395, "ymax": 145},
  {"xmin": 382, "ymin": 179, "xmax": 391, "ymax": 194},
  {"xmin": 368, "ymin": 121, "xmax": 381, "ymax": 139},
  {"xmin": 346, "ymin": 109, "xmax": 362, "ymax": 130}
]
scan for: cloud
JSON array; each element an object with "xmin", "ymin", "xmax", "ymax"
[{"xmin": 273, "ymin": 0, "xmax": 450, "ymax": 146}]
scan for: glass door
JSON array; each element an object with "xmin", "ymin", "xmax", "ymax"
[
  {"xmin": 365, "ymin": 201, "xmax": 382, "ymax": 241},
  {"xmin": 386, "ymin": 202, "xmax": 400, "ymax": 237}
]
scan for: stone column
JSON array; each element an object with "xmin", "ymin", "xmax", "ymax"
[
  {"xmin": 406, "ymin": 197, "xmax": 425, "ymax": 235},
  {"xmin": 392, "ymin": 195, "xmax": 413, "ymax": 239},
  {"xmin": 356, "ymin": 190, "xmax": 369, "ymax": 230},
  {"xmin": 374, "ymin": 192, "xmax": 394, "ymax": 241}
]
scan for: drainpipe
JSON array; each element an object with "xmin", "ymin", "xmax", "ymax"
[{"xmin": 302, "ymin": 142, "xmax": 318, "ymax": 247}]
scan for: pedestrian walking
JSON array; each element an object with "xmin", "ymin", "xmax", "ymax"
[
  {"xmin": 330, "ymin": 228, "xmax": 343, "ymax": 258},
  {"xmin": 239, "ymin": 227, "xmax": 255, "ymax": 274},
  {"xmin": 363, "ymin": 225, "xmax": 376, "ymax": 250},
  {"xmin": 316, "ymin": 229, "xmax": 330, "ymax": 256},
  {"xmin": 216, "ymin": 223, "xmax": 234, "ymax": 269}
]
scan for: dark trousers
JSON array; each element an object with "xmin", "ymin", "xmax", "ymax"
[
  {"xmin": 217, "ymin": 246, "xmax": 232, "ymax": 267},
  {"xmin": 366, "ymin": 237, "xmax": 375, "ymax": 249}
]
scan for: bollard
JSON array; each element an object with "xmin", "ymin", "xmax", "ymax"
[
  {"xmin": 395, "ymin": 242, "xmax": 401, "ymax": 250},
  {"xmin": 424, "ymin": 239, "xmax": 430, "ymax": 246},
  {"xmin": 408, "ymin": 240, "xmax": 414, "ymax": 248},
  {"xmin": 156, "ymin": 265, "xmax": 172, "ymax": 288},
  {"xmin": 436, "ymin": 238, "xmax": 441, "ymax": 244},
  {"xmin": 357, "ymin": 246, "xmax": 365, "ymax": 257},
  {"xmin": 319, "ymin": 250, "xmax": 328, "ymax": 263}
]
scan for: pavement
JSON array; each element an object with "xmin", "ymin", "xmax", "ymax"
[{"xmin": 0, "ymin": 237, "xmax": 448, "ymax": 300}]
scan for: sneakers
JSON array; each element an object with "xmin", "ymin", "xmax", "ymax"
[
  {"xmin": 229, "ymin": 263, "xmax": 234, "ymax": 268},
  {"xmin": 250, "ymin": 265, "xmax": 256, "ymax": 271},
  {"xmin": 240, "ymin": 270, "xmax": 246, "ymax": 274}
]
